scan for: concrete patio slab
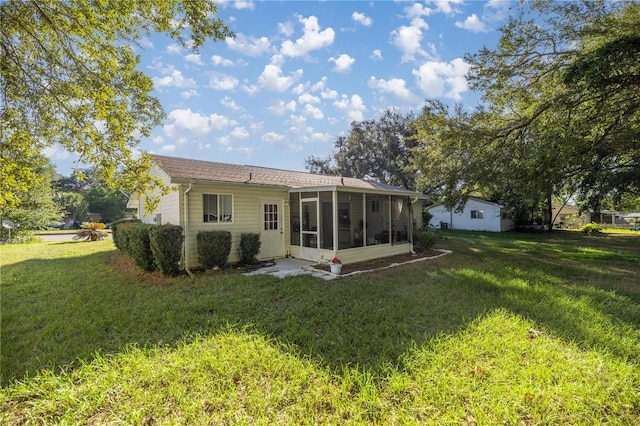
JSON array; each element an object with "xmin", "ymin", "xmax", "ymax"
[{"xmin": 242, "ymin": 257, "xmax": 337, "ymax": 280}]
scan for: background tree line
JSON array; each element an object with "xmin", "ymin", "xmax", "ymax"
[
  {"xmin": 307, "ymin": 0, "xmax": 640, "ymax": 229},
  {"xmin": 0, "ymin": 155, "xmax": 131, "ymax": 243}
]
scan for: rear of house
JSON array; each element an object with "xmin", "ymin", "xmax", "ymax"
[
  {"xmin": 427, "ymin": 198, "xmax": 513, "ymax": 232},
  {"xmin": 128, "ymin": 155, "xmax": 425, "ymax": 269}
]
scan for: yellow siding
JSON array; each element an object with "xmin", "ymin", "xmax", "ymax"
[{"xmin": 184, "ymin": 184, "xmax": 289, "ymax": 267}]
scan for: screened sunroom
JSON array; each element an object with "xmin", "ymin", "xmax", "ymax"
[{"xmin": 288, "ymin": 188, "xmax": 419, "ymax": 264}]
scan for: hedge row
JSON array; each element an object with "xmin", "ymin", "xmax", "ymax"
[{"xmin": 113, "ymin": 221, "xmax": 184, "ymax": 276}]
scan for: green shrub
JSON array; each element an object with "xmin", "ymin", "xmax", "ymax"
[
  {"xmin": 239, "ymin": 233, "xmax": 261, "ymax": 265},
  {"xmin": 125, "ymin": 223, "xmax": 155, "ymax": 271},
  {"xmin": 110, "ymin": 218, "xmax": 140, "ymax": 251},
  {"xmin": 414, "ymin": 228, "xmax": 438, "ymax": 253},
  {"xmin": 149, "ymin": 225, "xmax": 183, "ymax": 276},
  {"xmin": 197, "ymin": 231, "xmax": 232, "ymax": 269},
  {"xmin": 581, "ymin": 222, "xmax": 601, "ymax": 235}
]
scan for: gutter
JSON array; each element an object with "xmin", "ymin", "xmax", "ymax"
[{"xmin": 183, "ymin": 183, "xmax": 193, "ymax": 277}]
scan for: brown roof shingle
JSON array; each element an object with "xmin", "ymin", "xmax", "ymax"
[{"xmin": 152, "ymin": 154, "xmax": 417, "ymax": 195}]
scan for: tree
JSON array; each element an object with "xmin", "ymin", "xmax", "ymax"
[
  {"xmin": 85, "ymin": 186, "xmax": 130, "ymax": 222},
  {"xmin": 412, "ymin": 0, "xmax": 640, "ymax": 230},
  {"xmin": 55, "ymin": 191, "xmax": 88, "ymax": 227},
  {"xmin": 466, "ymin": 0, "xmax": 639, "ymax": 226},
  {"xmin": 0, "ymin": 157, "xmax": 60, "ymax": 242},
  {"xmin": 1, "ymin": 0, "xmax": 232, "ymax": 211},
  {"xmin": 306, "ymin": 109, "xmax": 418, "ymax": 189}
]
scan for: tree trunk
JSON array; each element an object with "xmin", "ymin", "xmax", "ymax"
[{"xmin": 546, "ymin": 192, "xmax": 554, "ymax": 232}]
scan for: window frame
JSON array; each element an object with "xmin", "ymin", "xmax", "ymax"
[
  {"xmin": 203, "ymin": 193, "xmax": 234, "ymax": 224},
  {"xmin": 470, "ymin": 209, "xmax": 484, "ymax": 219}
]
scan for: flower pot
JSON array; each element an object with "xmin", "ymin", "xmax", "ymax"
[{"xmin": 330, "ymin": 263, "xmax": 342, "ymax": 274}]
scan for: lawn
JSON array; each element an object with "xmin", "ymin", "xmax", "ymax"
[{"xmin": 1, "ymin": 231, "xmax": 639, "ymax": 424}]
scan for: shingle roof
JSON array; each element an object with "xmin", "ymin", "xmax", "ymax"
[{"xmin": 152, "ymin": 154, "xmax": 418, "ymax": 195}]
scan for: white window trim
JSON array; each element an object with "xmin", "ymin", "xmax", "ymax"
[
  {"xmin": 470, "ymin": 209, "xmax": 484, "ymax": 219},
  {"xmin": 203, "ymin": 193, "xmax": 234, "ymax": 224}
]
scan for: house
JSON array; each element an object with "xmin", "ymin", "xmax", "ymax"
[
  {"xmin": 128, "ymin": 155, "xmax": 424, "ymax": 268},
  {"xmin": 551, "ymin": 204, "xmax": 627, "ymax": 228},
  {"xmin": 550, "ymin": 204, "xmax": 588, "ymax": 228},
  {"xmin": 427, "ymin": 197, "xmax": 513, "ymax": 232}
]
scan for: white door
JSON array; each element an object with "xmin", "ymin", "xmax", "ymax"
[{"xmin": 259, "ymin": 200, "xmax": 284, "ymax": 259}]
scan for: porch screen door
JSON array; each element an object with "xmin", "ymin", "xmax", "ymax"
[{"xmin": 301, "ymin": 199, "xmax": 318, "ymax": 248}]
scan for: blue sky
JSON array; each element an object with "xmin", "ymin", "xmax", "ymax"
[{"xmin": 47, "ymin": 0, "xmax": 514, "ymax": 176}]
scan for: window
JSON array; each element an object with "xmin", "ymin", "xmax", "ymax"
[
  {"xmin": 371, "ymin": 199, "xmax": 380, "ymax": 212},
  {"xmin": 263, "ymin": 203, "xmax": 278, "ymax": 230},
  {"xmin": 203, "ymin": 194, "xmax": 233, "ymax": 223},
  {"xmin": 470, "ymin": 210, "xmax": 484, "ymax": 219}
]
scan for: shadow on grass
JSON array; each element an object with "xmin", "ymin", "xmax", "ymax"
[{"xmin": 2, "ymin": 232, "xmax": 639, "ymax": 386}]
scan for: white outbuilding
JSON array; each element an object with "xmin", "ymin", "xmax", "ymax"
[{"xmin": 427, "ymin": 197, "xmax": 514, "ymax": 232}]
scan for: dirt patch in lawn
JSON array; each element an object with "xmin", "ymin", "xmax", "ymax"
[
  {"xmin": 108, "ymin": 251, "xmax": 174, "ymax": 285},
  {"xmin": 313, "ymin": 250, "xmax": 446, "ymax": 275}
]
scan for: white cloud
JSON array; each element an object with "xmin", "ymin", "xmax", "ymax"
[
  {"xmin": 367, "ymin": 76, "xmax": 419, "ymax": 103},
  {"xmin": 299, "ymin": 92, "xmax": 320, "ymax": 104},
  {"xmin": 43, "ymin": 143, "xmax": 73, "ymax": 160},
  {"xmin": 370, "ymin": 49, "xmax": 383, "ymax": 61},
  {"xmin": 138, "ymin": 36, "xmax": 154, "ymax": 49},
  {"xmin": 427, "ymin": 0, "xmax": 464, "ymax": 16},
  {"xmin": 329, "ymin": 54, "xmax": 355, "ymax": 73},
  {"xmin": 352, "ymin": 12, "xmax": 372, "ymax": 26},
  {"xmin": 184, "ymin": 53, "xmax": 203, "ymax": 65},
  {"xmin": 221, "ymin": 96, "xmax": 242, "ymax": 111},
  {"xmin": 226, "ymin": 33, "xmax": 272, "ymax": 57},
  {"xmin": 164, "ymin": 109, "xmax": 233, "ymax": 138},
  {"xmin": 412, "ymin": 58, "xmax": 470, "ymax": 100},
  {"xmin": 311, "ymin": 78, "xmax": 338, "ymax": 100},
  {"xmin": 303, "ymin": 104, "xmax": 324, "ymax": 119},
  {"xmin": 262, "ymin": 131, "xmax": 302, "ymax": 152},
  {"xmin": 258, "ymin": 56, "xmax": 303, "ymax": 92},
  {"xmin": 278, "ymin": 22, "xmax": 294, "ymax": 37},
  {"xmin": 391, "ymin": 17, "xmax": 432, "ymax": 63},
  {"xmin": 208, "ymin": 72, "xmax": 239, "ymax": 90},
  {"xmin": 152, "ymin": 69, "xmax": 197, "ymax": 89},
  {"xmin": 230, "ymin": 126, "xmax": 250, "ymax": 139},
  {"xmin": 262, "ymin": 131, "xmax": 286, "ymax": 143},
  {"xmin": 484, "ymin": 0, "xmax": 512, "ymax": 22},
  {"xmin": 267, "ymin": 99, "xmax": 297, "ymax": 115},
  {"xmin": 240, "ymin": 84, "xmax": 259, "ymax": 95},
  {"xmin": 180, "ymin": 89, "xmax": 200, "ymax": 99},
  {"xmin": 280, "ymin": 15, "xmax": 335, "ymax": 58},
  {"xmin": 165, "ymin": 109, "xmax": 211, "ymax": 137},
  {"xmin": 232, "ymin": 0, "xmax": 254, "ymax": 10},
  {"xmin": 152, "ymin": 136, "xmax": 164, "ymax": 145},
  {"xmin": 455, "ymin": 14, "xmax": 489, "ymax": 33},
  {"xmin": 211, "ymin": 55, "xmax": 235, "ymax": 67},
  {"xmin": 333, "ymin": 94, "xmax": 366, "ymax": 122},
  {"xmin": 166, "ymin": 43, "xmax": 183, "ymax": 55},
  {"xmin": 405, "ymin": 2, "xmax": 433, "ymax": 18},
  {"xmin": 288, "ymin": 114, "xmax": 308, "ymax": 132}
]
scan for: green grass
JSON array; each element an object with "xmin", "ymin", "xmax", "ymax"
[{"xmin": 1, "ymin": 231, "xmax": 639, "ymax": 424}]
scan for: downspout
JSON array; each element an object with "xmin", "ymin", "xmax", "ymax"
[{"xmin": 183, "ymin": 183, "xmax": 193, "ymax": 277}]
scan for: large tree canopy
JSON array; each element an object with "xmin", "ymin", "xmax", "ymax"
[
  {"xmin": 412, "ymin": 0, "xmax": 640, "ymax": 227},
  {"xmin": 306, "ymin": 109, "xmax": 418, "ymax": 190},
  {"xmin": 0, "ymin": 0, "xmax": 232, "ymax": 210}
]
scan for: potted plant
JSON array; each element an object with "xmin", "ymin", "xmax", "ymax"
[{"xmin": 329, "ymin": 257, "xmax": 342, "ymax": 274}]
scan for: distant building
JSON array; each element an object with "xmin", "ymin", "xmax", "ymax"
[{"xmin": 427, "ymin": 198, "xmax": 513, "ymax": 232}]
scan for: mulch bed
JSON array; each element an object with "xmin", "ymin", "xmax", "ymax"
[{"xmin": 313, "ymin": 250, "xmax": 443, "ymax": 275}]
